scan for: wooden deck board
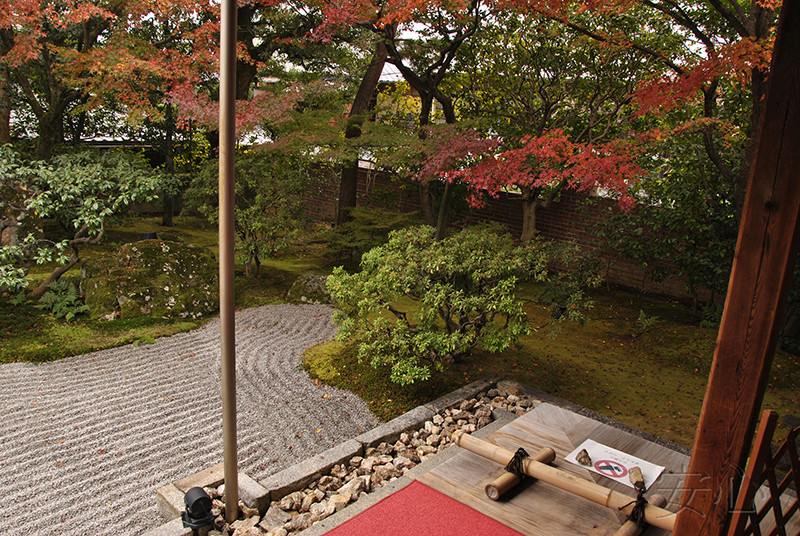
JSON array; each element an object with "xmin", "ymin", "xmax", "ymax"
[{"xmin": 418, "ymin": 403, "xmax": 691, "ymax": 536}]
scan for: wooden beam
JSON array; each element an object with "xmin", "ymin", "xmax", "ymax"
[{"xmin": 673, "ymin": 1, "xmax": 800, "ymax": 534}]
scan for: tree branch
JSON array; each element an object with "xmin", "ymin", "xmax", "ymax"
[
  {"xmin": 557, "ymin": 18, "xmax": 685, "ymax": 75},
  {"xmin": 704, "ymin": 0, "xmax": 751, "ymax": 37},
  {"xmin": 642, "ymin": 0, "xmax": 720, "ymax": 49},
  {"xmin": 386, "ymin": 304, "xmax": 408, "ymax": 323}
]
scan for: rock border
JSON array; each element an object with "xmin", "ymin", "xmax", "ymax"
[
  {"xmin": 148, "ymin": 375, "xmax": 502, "ymax": 536},
  {"xmin": 148, "ymin": 375, "xmax": 690, "ymax": 536}
]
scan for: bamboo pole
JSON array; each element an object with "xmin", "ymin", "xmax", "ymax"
[
  {"xmin": 485, "ymin": 447, "xmax": 556, "ymax": 500},
  {"xmin": 455, "ymin": 433, "xmax": 676, "ymax": 532},
  {"xmin": 219, "ymin": 0, "xmax": 238, "ymax": 523}
]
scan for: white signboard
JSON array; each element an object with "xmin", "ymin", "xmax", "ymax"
[{"xmin": 566, "ymin": 439, "xmax": 665, "ymax": 490}]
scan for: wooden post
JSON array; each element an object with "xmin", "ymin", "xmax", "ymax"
[
  {"xmin": 219, "ymin": 0, "xmax": 239, "ymax": 523},
  {"xmin": 673, "ymin": 1, "xmax": 800, "ymax": 534}
]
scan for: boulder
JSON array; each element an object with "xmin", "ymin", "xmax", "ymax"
[
  {"xmin": 81, "ymin": 240, "xmax": 218, "ymax": 320},
  {"xmin": 287, "ymin": 274, "xmax": 332, "ymax": 304}
]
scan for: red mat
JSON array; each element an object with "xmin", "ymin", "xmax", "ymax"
[{"xmin": 323, "ymin": 480, "xmax": 525, "ymax": 536}]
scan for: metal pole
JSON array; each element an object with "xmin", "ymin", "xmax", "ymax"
[{"xmin": 219, "ymin": 0, "xmax": 239, "ymax": 523}]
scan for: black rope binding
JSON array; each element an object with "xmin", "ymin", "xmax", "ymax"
[
  {"xmin": 619, "ymin": 483, "xmax": 649, "ymax": 528},
  {"xmin": 505, "ymin": 448, "xmax": 529, "ymax": 480}
]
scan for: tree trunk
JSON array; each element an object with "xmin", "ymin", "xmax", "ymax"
[
  {"xmin": 416, "ymin": 93, "xmax": 437, "ymax": 227},
  {"xmin": 519, "ymin": 184, "xmax": 549, "ymax": 242},
  {"xmin": 161, "ymin": 104, "xmax": 175, "ymax": 227},
  {"xmin": 0, "ymin": 63, "xmax": 10, "ymax": 144},
  {"xmin": 733, "ymin": 66, "xmax": 769, "ymax": 219},
  {"xmin": 245, "ymin": 255, "xmax": 260, "ymax": 278},
  {"xmin": 336, "ymin": 41, "xmax": 387, "ymax": 226},
  {"xmin": 337, "ymin": 165, "xmax": 359, "ymax": 225},
  {"xmin": 236, "ymin": 5, "xmax": 259, "ymax": 101},
  {"xmin": 30, "ymin": 250, "xmax": 80, "ymax": 298},
  {"xmin": 520, "ymin": 198, "xmax": 538, "ymax": 243},
  {"xmin": 419, "ymin": 182, "xmax": 436, "ymax": 227},
  {"xmin": 519, "ymin": 180, "xmax": 567, "ymax": 242},
  {"xmin": 431, "ymin": 95, "xmax": 459, "ymax": 239},
  {"xmin": 236, "ymin": 60, "xmax": 257, "ymax": 101},
  {"xmin": 35, "ymin": 113, "xmax": 60, "ymax": 160},
  {"xmin": 434, "ymin": 180, "xmax": 454, "ymax": 240}
]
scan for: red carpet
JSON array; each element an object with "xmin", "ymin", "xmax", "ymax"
[{"xmin": 323, "ymin": 480, "xmax": 525, "ymax": 536}]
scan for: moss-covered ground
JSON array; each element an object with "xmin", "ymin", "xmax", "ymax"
[
  {"xmin": 0, "ymin": 216, "xmax": 331, "ymax": 364},
  {"xmin": 4, "ymin": 215, "xmax": 799, "ymax": 451},
  {"xmin": 303, "ymin": 284, "xmax": 800, "ymax": 450}
]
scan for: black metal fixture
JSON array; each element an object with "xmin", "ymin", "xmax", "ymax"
[{"xmin": 181, "ymin": 486, "xmax": 214, "ymax": 529}]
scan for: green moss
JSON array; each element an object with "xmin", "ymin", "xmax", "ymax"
[
  {"xmin": 303, "ymin": 340, "xmax": 461, "ymax": 421},
  {"xmin": 305, "ymin": 285, "xmax": 800, "ymax": 449}
]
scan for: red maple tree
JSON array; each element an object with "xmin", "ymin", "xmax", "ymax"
[
  {"xmin": 502, "ymin": 0, "xmax": 776, "ymax": 218},
  {"xmin": 443, "ymin": 130, "xmax": 643, "ymax": 241},
  {"xmin": 0, "ymin": 0, "xmax": 221, "ymax": 158}
]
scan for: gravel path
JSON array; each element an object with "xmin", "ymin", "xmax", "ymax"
[{"xmin": 0, "ymin": 304, "xmax": 378, "ymax": 536}]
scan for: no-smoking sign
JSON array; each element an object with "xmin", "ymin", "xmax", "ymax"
[
  {"xmin": 594, "ymin": 459, "xmax": 628, "ymax": 479},
  {"xmin": 567, "ymin": 439, "xmax": 665, "ymax": 490}
]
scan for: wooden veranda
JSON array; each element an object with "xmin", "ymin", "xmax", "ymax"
[{"xmin": 416, "ymin": 403, "xmax": 800, "ymax": 536}]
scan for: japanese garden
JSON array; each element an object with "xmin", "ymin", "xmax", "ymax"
[{"xmin": 1, "ymin": 0, "xmax": 799, "ymax": 534}]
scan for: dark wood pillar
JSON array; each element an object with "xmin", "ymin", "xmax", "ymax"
[{"xmin": 674, "ymin": 1, "xmax": 800, "ymax": 534}]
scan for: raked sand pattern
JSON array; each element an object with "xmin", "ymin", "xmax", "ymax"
[{"xmin": 0, "ymin": 304, "xmax": 379, "ymax": 536}]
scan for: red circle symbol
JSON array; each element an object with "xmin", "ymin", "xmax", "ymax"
[{"xmin": 594, "ymin": 459, "xmax": 628, "ymax": 478}]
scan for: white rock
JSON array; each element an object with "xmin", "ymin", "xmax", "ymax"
[
  {"xmin": 330, "ymin": 463, "xmax": 348, "ymax": 479},
  {"xmin": 359, "ymin": 456, "xmax": 380, "ymax": 474},
  {"xmin": 418, "ymin": 445, "xmax": 436, "ymax": 455},
  {"xmin": 309, "ymin": 501, "xmax": 331, "ymax": 521},
  {"xmin": 329, "ymin": 493, "xmax": 351, "ymax": 512},
  {"xmin": 239, "ymin": 500, "xmax": 258, "ymax": 519},
  {"xmin": 231, "ymin": 515, "xmax": 260, "ymax": 536},
  {"xmin": 372, "ymin": 463, "xmax": 401, "ymax": 484},
  {"xmin": 284, "ymin": 512, "xmax": 315, "ymax": 532},
  {"xmin": 339, "ymin": 476, "xmax": 367, "ymax": 497},
  {"xmin": 258, "ymin": 506, "xmax": 291, "ymax": 532},
  {"xmin": 317, "ymin": 475, "xmax": 343, "ymax": 492},
  {"xmin": 300, "ymin": 492, "xmax": 317, "ymax": 513},
  {"xmin": 477, "ymin": 416, "xmax": 492, "ymax": 429},
  {"xmin": 279, "ymin": 491, "xmax": 304, "ymax": 511},
  {"xmin": 392, "ymin": 455, "xmax": 415, "ymax": 470},
  {"xmin": 376, "ymin": 442, "xmax": 394, "ymax": 455}
]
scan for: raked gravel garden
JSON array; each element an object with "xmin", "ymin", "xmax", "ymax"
[{"xmin": 0, "ymin": 304, "xmax": 377, "ymax": 536}]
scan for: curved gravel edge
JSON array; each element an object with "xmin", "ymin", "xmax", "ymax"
[{"xmin": 0, "ymin": 304, "xmax": 378, "ymax": 536}]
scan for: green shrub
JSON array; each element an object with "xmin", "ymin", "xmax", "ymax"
[{"xmin": 328, "ymin": 225, "xmax": 556, "ymax": 385}]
